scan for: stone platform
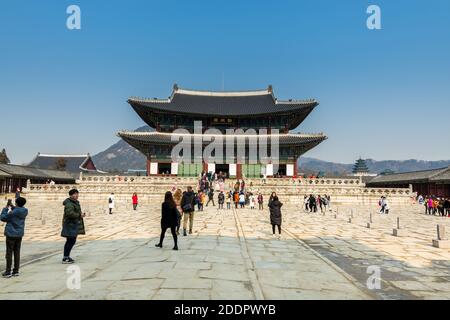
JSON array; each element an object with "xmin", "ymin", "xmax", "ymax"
[{"xmin": 0, "ymin": 199, "xmax": 449, "ymax": 300}]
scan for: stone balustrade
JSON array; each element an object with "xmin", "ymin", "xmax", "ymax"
[{"xmin": 23, "ymin": 175, "xmax": 416, "ymax": 206}]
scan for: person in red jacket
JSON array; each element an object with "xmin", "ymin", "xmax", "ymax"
[{"xmin": 132, "ymin": 193, "xmax": 138, "ymax": 211}]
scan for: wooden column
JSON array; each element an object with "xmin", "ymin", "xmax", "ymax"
[
  {"xmin": 294, "ymin": 160, "xmax": 298, "ymax": 178},
  {"xmin": 237, "ymin": 164, "xmax": 242, "ymax": 179}
]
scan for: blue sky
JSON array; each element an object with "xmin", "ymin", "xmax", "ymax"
[{"xmin": 1, "ymin": 0, "xmax": 449, "ymax": 164}]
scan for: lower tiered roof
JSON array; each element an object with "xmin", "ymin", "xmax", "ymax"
[{"xmin": 117, "ymin": 131, "xmax": 327, "ymax": 146}]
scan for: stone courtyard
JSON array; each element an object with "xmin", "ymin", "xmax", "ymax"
[{"xmin": 0, "ymin": 198, "xmax": 449, "ymax": 300}]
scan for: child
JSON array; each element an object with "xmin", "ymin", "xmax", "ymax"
[{"xmin": 1, "ymin": 197, "xmax": 28, "ymax": 278}]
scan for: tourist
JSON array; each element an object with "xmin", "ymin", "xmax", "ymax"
[
  {"xmin": 433, "ymin": 197, "xmax": 439, "ymax": 215},
  {"xmin": 304, "ymin": 195, "xmax": 309, "ymax": 211},
  {"xmin": 308, "ymin": 194, "xmax": 316, "ymax": 213},
  {"xmin": 155, "ymin": 191, "xmax": 179, "ymax": 250},
  {"xmin": 239, "ymin": 192, "xmax": 245, "ymax": 208},
  {"xmin": 444, "ymin": 198, "xmax": 450, "ymax": 216},
  {"xmin": 327, "ymin": 195, "xmax": 332, "ymax": 210},
  {"xmin": 427, "ymin": 196, "xmax": 433, "ymax": 215},
  {"xmin": 15, "ymin": 188, "xmax": 20, "ymax": 199},
  {"xmin": 268, "ymin": 194, "xmax": 283, "ymax": 239},
  {"xmin": 201, "ymin": 191, "xmax": 207, "ymax": 209},
  {"xmin": 418, "ymin": 195, "xmax": 424, "ymax": 205},
  {"xmin": 173, "ymin": 189, "xmax": 183, "ymax": 235},
  {"xmin": 226, "ymin": 191, "xmax": 232, "ymax": 209},
  {"xmin": 180, "ymin": 186, "xmax": 196, "ymax": 236},
  {"xmin": 1, "ymin": 197, "xmax": 28, "ymax": 278},
  {"xmin": 61, "ymin": 189, "xmax": 86, "ymax": 264},
  {"xmin": 196, "ymin": 191, "xmax": 204, "ymax": 212},
  {"xmin": 249, "ymin": 193, "xmax": 255, "ymax": 209},
  {"xmin": 323, "ymin": 194, "xmax": 329, "ymax": 211},
  {"xmin": 233, "ymin": 191, "xmax": 239, "ymax": 208},
  {"xmin": 108, "ymin": 193, "xmax": 115, "ymax": 214},
  {"xmin": 379, "ymin": 196, "xmax": 387, "ymax": 214},
  {"xmin": 258, "ymin": 193, "xmax": 264, "ymax": 210},
  {"xmin": 318, "ymin": 195, "xmax": 324, "ymax": 213},
  {"xmin": 218, "ymin": 191, "xmax": 225, "ymax": 209},
  {"xmin": 206, "ymin": 188, "xmax": 215, "ymax": 207},
  {"xmin": 132, "ymin": 193, "xmax": 138, "ymax": 211}
]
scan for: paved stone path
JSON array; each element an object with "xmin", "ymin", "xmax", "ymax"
[{"xmin": 0, "ymin": 200, "xmax": 449, "ymax": 299}]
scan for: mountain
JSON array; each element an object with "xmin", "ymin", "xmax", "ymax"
[
  {"xmin": 93, "ymin": 126, "xmax": 450, "ymax": 174},
  {"xmin": 92, "ymin": 126, "xmax": 151, "ymax": 172},
  {"xmin": 298, "ymin": 157, "xmax": 450, "ymax": 176}
]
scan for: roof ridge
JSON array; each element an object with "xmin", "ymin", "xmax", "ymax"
[{"xmin": 37, "ymin": 154, "xmax": 89, "ymax": 158}]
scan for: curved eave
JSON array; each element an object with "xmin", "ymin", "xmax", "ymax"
[
  {"xmin": 118, "ymin": 131, "xmax": 327, "ymax": 146},
  {"xmin": 128, "ymin": 99, "xmax": 318, "ymax": 125}
]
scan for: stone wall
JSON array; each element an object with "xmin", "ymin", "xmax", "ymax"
[{"xmin": 22, "ymin": 175, "xmax": 416, "ymax": 207}]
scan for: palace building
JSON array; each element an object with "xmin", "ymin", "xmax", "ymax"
[{"xmin": 118, "ymin": 84, "xmax": 327, "ymax": 179}]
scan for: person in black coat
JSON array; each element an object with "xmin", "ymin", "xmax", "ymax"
[
  {"xmin": 268, "ymin": 195, "xmax": 283, "ymax": 238},
  {"xmin": 155, "ymin": 191, "xmax": 179, "ymax": 250}
]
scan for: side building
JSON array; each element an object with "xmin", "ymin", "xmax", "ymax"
[
  {"xmin": 118, "ymin": 84, "xmax": 327, "ymax": 179},
  {"xmin": 28, "ymin": 153, "xmax": 102, "ymax": 177},
  {"xmin": 0, "ymin": 163, "xmax": 75, "ymax": 194},
  {"xmin": 367, "ymin": 166, "xmax": 450, "ymax": 197}
]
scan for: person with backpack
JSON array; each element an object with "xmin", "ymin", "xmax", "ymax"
[
  {"xmin": 1, "ymin": 197, "xmax": 28, "ymax": 278},
  {"xmin": 180, "ymin": 186, "xmax": 196, "ymax": 236},
  {"xmin": 155, "ymin": 191, "xmax": 179, "ymax": 250},
  {"xmin": 239, "ymin": 192, "xmax": 245, "ymax": 208},
  {"xmin": 61, "ymin": 189, "xmax": 86, "ymax": 264}
]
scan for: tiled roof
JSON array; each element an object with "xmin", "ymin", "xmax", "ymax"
[
  {"xmin": 128, "ymin": 86, "xmax": 318, "ymax": 117},
  {"xmin": 0, "ymin": 163, "xmax": 75, "ymax": 180},
  {"xmin": 117, "ymin": 131, "xmax": 327, "ymax": 146},
  {"xmin": 0, "ymin": 169, "xmax": 12, "ymax": 178},
  {"xmin": 28, "ymin": 153, "xmax": 96, "ymax": 173},
  {"xmin": 367, "ymin": 166, "xmax": 450, "ymax": 185},
  {"xmin": 430, "ymin": 167, "xmax": 450, "ymax": 182}
]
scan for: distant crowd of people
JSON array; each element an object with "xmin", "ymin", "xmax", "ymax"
[
  {"xmin": 418, "ymin": 195, "xmax": 450, "ymax": 217},
  {"xmin": 303, "ymin": 194, "xmax": 331, "ymax": 213}
]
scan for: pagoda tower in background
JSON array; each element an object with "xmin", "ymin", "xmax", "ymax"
[{"xmin": 351, "ymin": 158, "xmax": 375, "ymax": 177}]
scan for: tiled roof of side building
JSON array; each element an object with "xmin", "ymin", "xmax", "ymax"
[
  {"xmin": 117, "ymin": 131, "xmax": 327, "ymax": 146},
  {"xmin": 28, "ymin": 153, "xmax": 97, "ymax": 173},
  {"xmin": 367, "ymin": 166, "xmax": 450, "ymax": 185},
  {"xmin": 0, "ymin": 169, "xmax": 12, "ymax": 178},
  {"xmin": 0, "ymin": 163, "xmax": 75, "ymax": 180},
  {"xmin": 429, "ymin": 167, "xmax": 450, "ymax": 182},
  {"xmin": 128, "ymin": 85, "xmax": 318, "ymax": 117}
]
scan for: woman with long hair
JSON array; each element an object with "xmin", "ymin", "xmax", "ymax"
[
  {"xmin": 155, "ymin": 191, "xmax": 179, "ymax": 250},
  {"xmin": 268, "ymin": 195, "xmax": 283, "ymax": 239},
  {"xmin": 173, "ymin": 188, "xmax": 183, "ymax": 235}
]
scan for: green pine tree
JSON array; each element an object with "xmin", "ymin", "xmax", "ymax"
[{"xmin": 0, "ymin": 149, "xmax": 10, "ymax": 164}]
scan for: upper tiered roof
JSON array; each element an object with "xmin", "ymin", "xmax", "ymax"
[{"xmin": 128, "ymin": 84, "xmax": 318, "ymax": 129}]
